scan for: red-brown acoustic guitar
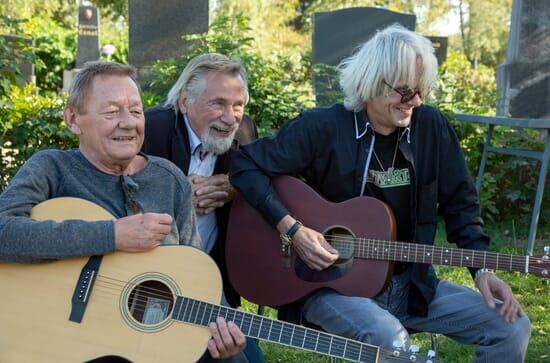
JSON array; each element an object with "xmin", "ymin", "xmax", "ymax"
[{"xmin": 226, "ymin": 175, "xmax": 549, "ymax": 307}]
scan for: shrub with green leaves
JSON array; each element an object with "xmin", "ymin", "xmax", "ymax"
[
  {"xmin": 148, "ymin": 13, "xmax": 314, "ymax": 136},
  {"xmin": 0, "ymin": 16, "xmax": 35, "ymax": 98},
  {"xmin": 24, "ymin": 15, "xmax": 76, "ymax": 93},
  {"xmin": 0, "ymin": 84, "xmax": 77, "ymax": 190},
  {"xmin": 435, "ymin": 53, "xmax": 545, "ymax": 222}
]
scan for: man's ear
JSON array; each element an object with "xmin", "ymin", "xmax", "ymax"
[
  {"xmin": 178, "ymin": 91, "xmax": 188, "ymax": 114},
  {"xmin": 63, "ymin": 107, "xmax": 82, "ymax": 135}
]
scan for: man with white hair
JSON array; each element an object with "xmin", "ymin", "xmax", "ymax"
[
  {"xmin": 230, "ymin": 25, "xmax": 531, "ymax": 362},
  {"xmin": 143, "ymin": 53, "xmax": 262, "ymax": 363}
]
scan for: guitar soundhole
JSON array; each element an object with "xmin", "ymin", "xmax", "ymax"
[
  {"xmin": 295, "ymin": 225, "xmax": 355, "ymax": 282},
  {"xmin": 324, "ymin": 226, "xmax": 355, "ymax": 262},
  {"xmin": 127, "ymin": 280, "xmax": 174, "ymax": 325}
]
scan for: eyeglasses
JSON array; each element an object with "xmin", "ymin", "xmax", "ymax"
[
  {"xmin": 382, "ymin": 79, "xmax": 422, "ymax": 104},
  {"xmin": 121, "ymin": 175, "xmax": 144, "ymax": 215}
]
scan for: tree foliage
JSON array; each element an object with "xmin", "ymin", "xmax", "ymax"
[{"xmin": 457, "ymin": 0, "xmax": 512, "ymax": 68}]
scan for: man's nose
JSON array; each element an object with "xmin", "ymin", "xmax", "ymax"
[
  {"xmin": 406, "ymin": 93, "xmax": 422, "ymax": 107},
  {"xmin": 118, "ymin": 109, "xmax": 139, "ymax": 127},
  {"xmin": 220, "ymin": 105, "xmax": 237, "ymax": 124}
]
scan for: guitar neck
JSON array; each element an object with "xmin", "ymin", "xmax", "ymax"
[
  {"xmin": 353, "ymin": 239, "xmax": 529, "ymax": 273},
  {"xmin": 172, "ymin": 296, "xmax": 380, "ymax": 362}
]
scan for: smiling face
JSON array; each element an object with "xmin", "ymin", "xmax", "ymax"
[
  {"xmin": 179, "ymin": 71, "xmax": 245, "ymax": 155},
  {"xmin": 366, "ymin": 66, "xmax": 424, "ymax": 136},
  {"xmin": 64, "ymin": 74, "xmax": 145, "ymax": 174}
]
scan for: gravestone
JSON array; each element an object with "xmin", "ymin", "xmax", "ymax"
[
  {"xmin": 312, "ymin": 7, "xmax": 416, "ymax": 105},
  {"xmin": 76, "ymin": 5, "xmax": 100, "ymax": 68},
  {"xmin": 128, "ymin": 0, "xmax": 208, "ymax": 69},
  {"xmin": 427, "ymin": 36, "xmax": 448, "ymax": 65},
  {"xmin": 496, "ymin": 0, "xmax": 550, "ymax": 118}
]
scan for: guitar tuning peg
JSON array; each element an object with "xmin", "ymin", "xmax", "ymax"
[
  {"xmin": 427, "ymin": 349, "xmax": 436, "ymax": 358},
  {"xmin": 409, "ymin": 344, "xmax": 419, "ymax": 353}
]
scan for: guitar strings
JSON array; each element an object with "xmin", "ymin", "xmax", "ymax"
[
  {"xmin": 81, "ymin": 275, "xmax": 428, "ymax": 362},
  {"xmin": 320, "ymin": 234, "xmax": 548, "ymax": 275}
]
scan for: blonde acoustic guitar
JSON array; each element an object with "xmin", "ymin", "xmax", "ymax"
[{"xmin": 0, "ymin": 198, "xmax": 436, "ymax": 363}]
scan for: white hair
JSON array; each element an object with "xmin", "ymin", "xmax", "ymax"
[
  {"xmin": 164, "ymin": 53, "xmax": 249, "ymax": 113},
  {"xmin": 338, "ymin": 24, "xmax": 438, "ymax": 111}
]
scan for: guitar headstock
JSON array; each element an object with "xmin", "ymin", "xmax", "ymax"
[
  {"xmin": 381, "ymin": 343, "xmax": 439, "ymax": 363},
  {"xmin": 528, "ymin": 246, "xmax": 550, "ymax": 279}
]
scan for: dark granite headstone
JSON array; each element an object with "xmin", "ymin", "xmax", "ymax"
[
  {"xmin": 1, "ymin": 35, "xmax": 35, "ymax": 86},
  {"xmin": 312, "ymin": 7, "xmax": 416, "ymax": 105},
  {"xmin": 427, "ymin": 36, "xmax": 448, "ymax": 65},
  {"xmin": 76, "ymin": 5, "xmax": 100, "ymax": 68},
  {"xmin": 128, "ymin": 0, "xmax": 208, "ymax": 69},
  {"xmin": 496, "ymin": 0, "xmax": 550, "ymax": 118}
]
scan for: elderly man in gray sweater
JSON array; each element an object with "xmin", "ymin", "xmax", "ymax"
[{"xmin": 0, "ymin": 61, "xmax": 248, "ymax": 362}]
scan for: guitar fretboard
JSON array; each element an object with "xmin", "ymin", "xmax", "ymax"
[
  {"xmin": 348, "ymin": 239, "xmax": 528, "ymax": 272},
  {"xmin": 172, "ymin": 296, "xmax": 380, "ymax": 362}
]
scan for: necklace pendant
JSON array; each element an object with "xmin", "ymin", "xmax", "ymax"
[{"xmin": 386, "ymin": 167, "xmax": 393, "ymax": 183}]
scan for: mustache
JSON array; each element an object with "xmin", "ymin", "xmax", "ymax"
[{"xmin": 210, "ymin": 121, "xmax": 239, "ymax": 133}]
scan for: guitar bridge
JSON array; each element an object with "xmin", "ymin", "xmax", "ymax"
[
  {"xmin": 69, "ymin": 255, "xmax": 103, "ymax": 323},
  {"xmin": 280, "ymin": 239, "xmax": 292, "ymax": 268}
]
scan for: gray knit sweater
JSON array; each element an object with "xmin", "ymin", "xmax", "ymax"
[{"xmin": 0, "ymin": 149, "xmax": 202, "ymax": 263}]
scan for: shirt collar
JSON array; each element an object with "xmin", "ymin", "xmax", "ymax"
[
  {"xmin": 183, "ymin": 115, "xmax": 202, "ymax": 156},
  {"xmin": 354, "ymin": 110, "xmax": 411, "ymax": 143},
  {"xmin": 354, "ymin": 111, "xmax": 373, "ymax": 139}
]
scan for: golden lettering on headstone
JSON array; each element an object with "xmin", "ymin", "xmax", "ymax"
[{"xmin": 78, "ymin": 24, "xmax": 98, "ymax": 37}]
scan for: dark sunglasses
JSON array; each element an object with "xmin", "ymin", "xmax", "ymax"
[
  {"xmin": 382, "ymin": 79, "xmax": 422, "ymax": 103},
  {"xmin": 121, "ymin": 175, "xmax": 144, "ymax": 215}
]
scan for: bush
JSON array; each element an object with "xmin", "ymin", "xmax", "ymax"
[
  {"xmin": 435, "ymin": 53, "xmax": 545, "ymax": 222},
  {"xmin": 148, "ymin": 13, "xmax": 314, "ymax": 136},
  {"xmin": 24, "ymin": 16, "xmax": 76, "ymax": 93},
  {"xmin": 0, "ymin": 84, "xmax": 77, "ymax": 191},
  {"xmin": 0, "ymin": 16, "xmax": 35, "ymax": 98}
]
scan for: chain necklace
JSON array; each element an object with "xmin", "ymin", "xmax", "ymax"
[{"xmin": 372, "ymin": 129, "xmax": 401, "ymax": 183}]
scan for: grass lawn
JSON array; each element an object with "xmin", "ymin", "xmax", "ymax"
[{"xmin": 241, "ymin": 218, "xmax": 550, "ymax": 363}]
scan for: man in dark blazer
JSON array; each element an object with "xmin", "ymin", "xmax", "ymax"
[
  {"xmin": 142, "ymin": 53, "xmax": 263, "ymax": 363},
  {"xmin": 143, "ymin": 54, "xmax": 257, "ymax": 309}
]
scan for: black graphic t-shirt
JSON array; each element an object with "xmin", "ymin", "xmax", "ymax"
[{"xmin": 366, "ymin": 129, "xmax": 412, "ymax": 272}]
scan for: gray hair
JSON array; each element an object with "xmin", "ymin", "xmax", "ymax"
[
  {"xmin": 338, "ymin": 24, "xmax": 438, "ymax": 112},
  {"xmin": 67, "ymin": 61, "xmax": 140, "ymax": 114},
  {"xmin": 164, "ymin": 53, "xmax": 249, "ymax": 113}
]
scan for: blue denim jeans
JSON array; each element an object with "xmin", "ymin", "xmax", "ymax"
[{"xmin": 302, "ymin": 269, "xmax": 531, "ymax": 363}]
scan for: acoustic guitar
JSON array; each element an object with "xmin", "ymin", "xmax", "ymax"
[
  {"xmin": 0, "ymin": 197, "xmax": 436, "ymax": 363},
  {"xmin": 226, "ymin": 175, "xmax": 549, "ymax": 307}
]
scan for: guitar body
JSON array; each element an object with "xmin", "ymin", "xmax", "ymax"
[
  {"xmin": 0, "ymin": 198, "xmax": 222, "ymax": 363},
  {"xmin": 226, "ymin": 175, "xmax": 397, "ymax": 307}
]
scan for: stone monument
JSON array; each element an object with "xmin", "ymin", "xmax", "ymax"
[
  {"xmin": 427, "ymin": 36, "xmax": 448, "ymax": 66},
  {"xmin": 128, "ymin": 0, "xmax": 209, "ymax": 70},
  {"xmin": 312, "ymin": 7, "xmax": 416, "ymax": 104},
  {"xmin": 76, "ymin": 5, "xmax": 100, "ymax": 68},
  {"xmin": 496, "ymin": 0, "xmax": 550, "ymax": 118}
]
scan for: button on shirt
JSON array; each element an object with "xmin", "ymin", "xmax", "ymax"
[{"xmin": 184, "ymin": 116, "xmax": 218, "ymax": 253}]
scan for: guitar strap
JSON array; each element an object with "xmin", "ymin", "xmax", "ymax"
[{"xmin": 69, "ymin": 255, "xmax": 103, "ymax": 323}]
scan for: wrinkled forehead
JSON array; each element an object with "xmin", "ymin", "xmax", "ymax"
[{"xmin": 89, "ymin": 74, "xmax": 143, "ymax": 104}]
